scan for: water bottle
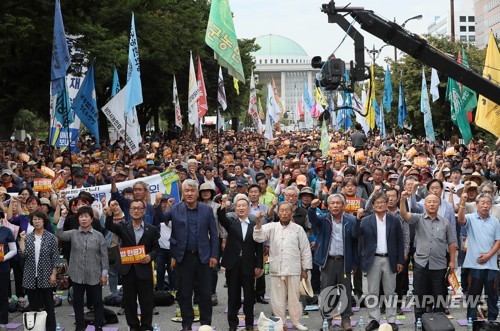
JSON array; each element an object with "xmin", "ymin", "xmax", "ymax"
[
  {"xmin": 264, "ymin": 261, "xmax": 270, "ymax": 275},
  {"xmin": 358, "ymin": 316, "xmax": 365, "ymax": 329},
  {"xmin": 322, "ymin": 318, "xmax": 329, "ymax": 331},
  {"xmin": 416, "ymin": 318, "xmax": 423, "ymax": 331},
  {"xmin": 269, "ymin": 320, "xmax": 274, "ymax": 331},
  {"xmin": 467, "ymin": 317, "xmax": 473, "ymax": 331},
  {"xmin": 55, "ymin": 323, "xmax": 62, "ymax": 331}
]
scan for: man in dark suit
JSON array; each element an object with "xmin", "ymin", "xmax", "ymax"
[
  {"xmin": 105, "ymin": 199, "xmax": 160, "ymax": 331},
  {"xmin": 354, "ymin": 191, "xmax": 404, "ymax": 331},
  {"xmin": 218, "ymin": 194, "xmax": 263, "ymax": 331},
  {"xmin": 162, "ymin": 179, "xmax": 219, "ymax": 331}
]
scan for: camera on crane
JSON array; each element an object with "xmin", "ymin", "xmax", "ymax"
[{"xmin": 311, "ymin": 56, "xmax": 346, "ymax": 90}]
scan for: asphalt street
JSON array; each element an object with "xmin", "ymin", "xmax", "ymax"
[{"xmin": 6, "ymin": 270, "xmax": 475, "ymax": 331}]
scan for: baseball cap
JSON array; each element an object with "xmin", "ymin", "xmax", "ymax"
[
  {"xmin": 236, "ymin": 178, "xmax": 249, "ymax": 187},
  {"xmin": 296, "ymin": 175, "xmax": 307, "ymax": 186},
  {"xmin": 1, "ymin": 169, "xmax": 13, "ymax": 176}
]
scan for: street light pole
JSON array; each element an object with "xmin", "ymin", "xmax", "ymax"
[{"xmin": 394, "ymin": 14, "xmax": 423, "ymax": 62}]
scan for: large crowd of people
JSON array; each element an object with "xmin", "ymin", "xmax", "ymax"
[{"xmin": 0, "ymin": 124, "xmax": 499, "ymax": 331}]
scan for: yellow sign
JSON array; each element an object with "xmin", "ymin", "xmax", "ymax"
[
  {"xmin": 345, "ymin": 198, "xmax": 361, "ymax": 213},
  {"xmin": 414, "ymin": 157, "xmax": 428, "ymax": 168}
]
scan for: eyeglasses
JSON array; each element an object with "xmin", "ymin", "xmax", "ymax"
[{"xmin": 130, "ymin": 207, "xmax": 145, "ymax": 211}]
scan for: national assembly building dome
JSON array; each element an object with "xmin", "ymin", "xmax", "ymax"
[{"xmin": 252, "ymin": 34, "xmax": 318, "ymax": 124}]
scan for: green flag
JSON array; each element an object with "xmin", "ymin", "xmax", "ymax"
[
  {"xmin": 446, "ymin": 77, "xmax": 473, "ymax": 144},
  {"xmin": 320, "ymin": 119, "xmax": 330, "ymax": 157},
  {"xmin": 205, "ymin": 0, "xmax": 245, "ymax": 82},
  {"xmin": 459, "ymin": 47, "xmax": 478, "ymax": 112}
]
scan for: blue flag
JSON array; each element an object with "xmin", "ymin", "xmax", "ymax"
[
  {"xmin": 111, "ymin": 67, "xmax": 121, "ymax": 97},
  {"xmin": 379, "ymin": 100, "xmax": 386, "ymax": 139},
  {"xmin": 421, "ymin": 68, "xmax": 436, "ymax": 142},
  {"xmin": 72, "ymin": 62, "xmax": 99, "ymax": 142},
  {"xmin": 54, "ymin": 79, "xmax": 74, "ymax": 129},
  {"xmin": 303, "ymin": 81, "xmax": 313, "ymax": 111},
  {"xmin": 398, "ymin": 80, "xmax": 407, "ymax": 129},
  {"xmin": 383, "ymin": 66, "xmax": 392, "ymax": 113},
  {"xmin": 125, "ymin": 13, "xmax": 143, "ymax": 117},
  {"xmin": 51, "ymin": 0, "xmax": 71, "ymax": 95}
]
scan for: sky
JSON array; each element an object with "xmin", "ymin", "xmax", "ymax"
[{"xmin": 231, "ymin": 0, "xmax": 469, "ymax": 65}]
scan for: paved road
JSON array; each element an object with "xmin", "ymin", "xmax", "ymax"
[{"xmin": 7, "ymin": 271, "xmax": 473, "ymax": 331}]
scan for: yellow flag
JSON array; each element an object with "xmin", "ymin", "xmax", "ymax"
[
  {"xmin": 475, "ymin": 32, "xmax": 500, "ymax": 137},
  {"xmin": 365, "ymin": 65, "xmax": 376, "ymax": 129},
  {"xmin": 233, "ymin": 77, "xmax": 240, "ymax": 95}
]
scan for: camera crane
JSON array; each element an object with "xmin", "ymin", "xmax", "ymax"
[{"xmin": 314, "ymin": 1, "xmax": 500, "ymax": 105}]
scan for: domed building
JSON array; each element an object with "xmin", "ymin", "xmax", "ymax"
[{"xmin": 252, "ymin": 34, "xmax": 319, "ymax": 123}]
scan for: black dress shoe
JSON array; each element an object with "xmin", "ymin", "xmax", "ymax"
[
  {"xmin": 389, "ymin": 322, "xmax": 398, "ymax": 331},
  {"xmin": 256, "ymin": 296, "xmax": 269, "ymax": 304},
  {"xmin": 245, "ymin": 326, "xmax": 254, "ymax": 330},
  {"xmin": 365, "ymin": 320, "xmax": 380, "ymax": 331},
  {"xmin": 180, "ymin": 328, "xmax": 192, "ymax": 331},
  {"xmin": 229, "ymin": 327, "xmax": 237, "ymax": 331}
]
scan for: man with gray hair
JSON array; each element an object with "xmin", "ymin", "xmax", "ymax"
[
  {"xmin": 161, "ymin": 179, "xmax": 219, "ymax": 331},
  {"xmin": 218, "ymin": 193, "xmax": 263, "ymax": 331},
  {"xmin": 309, "ymin": 194, "xmax": 358, "ymax": 330},
  {"xmin": 458, "ymin": 192, "xmax": 500, "ymax": 322},
  {"xmin": 254, "ymin": 201, "xmax": 312, "ymax": 331},
  {"xmin": 270, "ymin": 186, "xmax": 309, "ymax": 232},
  {"xmin": 111, "ymin": 175, "xmax": 156, "ymax": 224}
]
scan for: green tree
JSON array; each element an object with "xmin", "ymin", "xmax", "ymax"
[
  {"xmin": 0, "ymin": 0, "xmax": 258, "ymax": 140},
  {"xmin": 384, "ymin": 35, "xmax": 489, "ymax": 140}
]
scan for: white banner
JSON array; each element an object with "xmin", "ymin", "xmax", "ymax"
[{"xmin": 101, "ymin": 83, "xmax": 141, "ymax": 154}]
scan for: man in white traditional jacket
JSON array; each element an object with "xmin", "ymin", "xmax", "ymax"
[{"xmin": 253, "ymin": 201, "xmax": 312, "ymax": 331}]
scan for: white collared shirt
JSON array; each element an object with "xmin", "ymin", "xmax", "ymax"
[
  {"xmin": 375, "ymin": 213, "xmax": 388, "ymax": 254},
  {"xmin": 239, "ymin": 217, "xmax": 250, "ymax": 239}
]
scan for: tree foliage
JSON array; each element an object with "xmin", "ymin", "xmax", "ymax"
[
  {"xmin": 0, "ymin": 0, "xmax": 258, "ymax": 139},
  {"xmin": 381, "ymin": 35, "xmax": 491, "ymax": 141}
]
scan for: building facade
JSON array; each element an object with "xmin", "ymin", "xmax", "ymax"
[
  {"xmin": 474, "ymin": 0, "xmax": 500, "ymax": 48},
  {"xmin": 427, "ymin": 0, "xmax": 476, "ymax": 44}
]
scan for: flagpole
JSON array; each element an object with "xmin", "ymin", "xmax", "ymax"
[
  {"xmin": 63, "ymin": 103, "xmax": 75, "ymax": 189},
  {"xmin": 216, "ymin": 107, "xmax": 220, "ymax": 169}
]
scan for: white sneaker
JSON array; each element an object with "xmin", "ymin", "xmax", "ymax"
[{"xmin": 293, "ymin": 323, "xmax": 308, "ymax": 331}]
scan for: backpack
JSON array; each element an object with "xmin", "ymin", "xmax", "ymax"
[{"xmin": 103, "ymin": 292, "xmax": 123, "ymax": 307}]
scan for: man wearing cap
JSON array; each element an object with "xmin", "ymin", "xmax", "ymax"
[
  {"xmin": 254, "ymin": 201, "xmax": 312, "ymax": 331},
  {"xmin": 70, "ymin": 170, "xmax": 90, "ymax": 189},
  {"xmin": 218, "ymin": 194, "xmax": 263, "ymax": 331},
  {"xmin": 1, "ymin": 169, "xmax": 19, "ymax": 193},
  {"xmin": 236, "ymin": 178, "xmax": 249, "ymax": 195},
  {"xmin": 309, "ymin": 194, "xmax": 358, "ymax": 330}
]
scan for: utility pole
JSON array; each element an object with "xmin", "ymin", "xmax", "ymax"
[{"xmin": 450, "ymin": 0, "xmax": 455, "ymax": 42}]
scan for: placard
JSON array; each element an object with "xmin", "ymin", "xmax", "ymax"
[
  {"xmin": 89, "ymin": 163, "xmax": 100, "ymax": 174},
  {"xmin": 414, "ymin": 157, "xmax": 428, "ymax": 168},
  {"xmin": 34, "ymin": 178, "xmax": 52, "ymax": 192},
  {"xmin": 447, "ymin": 269, "xmax": 460, "ymax": 295},
  {"xmin": 131, "ymin": 158, "xmax": 147, "ymax": 168},
  {"xmin": 355, "ymin": 150, "xmax": 365, "ymax": 162},
  {"xmin": 345, "ymin": 197, "xmax": 361, "ymax": 213},
  {"xmin": 41, "ymin": 166, "xmax": 55, "ymax": 178},
  {"xmin": 201, "ymin": 138, "xmax": 210, "ymax": 144},
  {"xmin": 55, "ymin": 156, "xmax": 63, "ymax": 164},
  {"xmin": 119, "ymin": 245, "xmax": 145, "ymax": 264},
  {"xmin": 277, "ymin": 146, "xmax": 290, "ymax": 158},
  {"xmin": 163, "ymin": 147, "xmax": 172, "ymax": 160},
  {"xmin": 19, "ymin": 153, "xmax": 30, "ymax": 163},
  {"xmin": 444, "ymin": 147, "xmax": 456, "ymax": 157},
  {"xmin": 52, "ymin": 173, "xmax": 67, "ymax": 190},
  {"xmin": 151, "ymin": 142, "xmax": 160, "ymax": 148},
  {"xmin": 405, "ymin": 147, "xmax": 417, "ymax": 159},
  {"xmin": 223, "ymin": 153, "xmax": 234, "ymax": 165}
]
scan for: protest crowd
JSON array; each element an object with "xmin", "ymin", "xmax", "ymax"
[{"xmin": 0, "ymin": 125, "xmax": 499, "ymax": 331}]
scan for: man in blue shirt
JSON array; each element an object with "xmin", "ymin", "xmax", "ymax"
[{"xmin": 458, "ymin": 192, "xmax": 500, "ymax": 321}]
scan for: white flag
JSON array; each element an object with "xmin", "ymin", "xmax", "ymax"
[
  {"xmin": 266, "ymin": 82, "xmax": 280, "ymax": 123},
  {"xmin": 217, "ymin": 66, "xmax": 227, "ymax": 111},
  {"xmin": 353, "ymin": 89, "xmax": 370, "ymax": 134},
  {"xmin": 173, "ymin": 75, "xmax": 182, "ymax": 129},
  {"xmin": 101, "ymin": 83, "xmax": 141, "ymax": 154},
  {"xmin": 188, "ymin": 51, "xmax": 200, "ymax": 125},
  {"xmin": 264, "ymin": 109, "xmax": 274, "ymax": 140},
  {"xmin": 216, "ymin": 109, "xmax": 226, "ymax": 131},
  {"xmin": 248, "ymin": 71, "xmax": 263, "ymax": 132},
  {"xmin": 430, "ymin": 68, "xmax": 440, "ymax": 102}
]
